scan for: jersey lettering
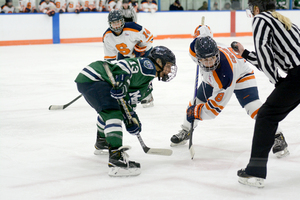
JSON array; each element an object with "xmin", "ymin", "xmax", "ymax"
[
  {"xmin": 228, "ymin": 47, "xmax": 244, "ymax": 59},
  {"xmin": 116, "ymin": 43, "xmax": 131, "ymax": 55},
  {"xmin": 69, "ymin": 3, "xmax": 74, "ymax": 8},
  {"xmin": 56, "ymin": 2, "xmax": 61, "ymax": 8},
  {"xmin": 220, "ymin": 47, "xmax": 237, "ymax": 63},
  {"xmin": 129, "ymin": 61, "xmax": 139, "ymax": 73},
  {"xmin": 215, "ymin": 92, "xmax": 224, "ymax": 102},
  {"xmin": 129, "ymin": 91, "xmax": 141, "ymax": 104},
  {"xmin": 142, "ymin": 28, "xmax": 151, "ymax": 39},
  {"xmin": 27, "ymin": 2, "xmax": 31, "ymax": 9}
]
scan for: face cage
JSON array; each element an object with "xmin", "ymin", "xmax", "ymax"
[
  {"xmin": 197, "ymin": 52, "xmax": 220, "ymax": 72},
  {"xmin": 109, "ymin": 19, "xmax": 125, "ymax": 32},
  {"xmin": 161, "ymin": 64, "xmax": 177, "ymax": 82}
]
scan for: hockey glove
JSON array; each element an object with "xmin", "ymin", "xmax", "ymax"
[
  {"xmin": 47, "ymin": 10, "xmax": 55, "ymax": 16},
  {"xmin": 186, "ymin": 104, "xmax": 204, "ymax": 123},
  {"xmin": 124, "ymin": 112, "xmax": 142, "ymax": 135},
  {"xmin": 59, "ymin": 9, "xmax": 64, "ymax": 13},
  {"xmin": 75, "ymin": 9, "xmax": 80, "ymax": 13},
  {"xmin": 110, "ymin": 74, "xmax": 130, "ymax": 99},
  {"xmin": 25, "ymin": 8, "xmax": 31, "ymax": 13},
  {"xmin": 33, "ymin": 9, "xmax": 37, "ymax": 13},
  {"xmin": 133, "ymin": 44, "xmax": 147, "ymax": 57}
]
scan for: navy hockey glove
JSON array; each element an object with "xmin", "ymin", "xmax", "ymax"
[
  {"xmin": 124, "ymin": 112, "xmax": 142, "ymax": 135},
  {"xmin": 75, "ymin": 9, "xmax": 80, "ymax": 13},
  {"xmin": 186, "ymin": 104, "xmax": 204, "ymax": 123},
  {"xmin": 25, "ymin": 8, "xmax": 31, "ymax": 13},
  {"xmin": 59, "ymin": 9, "xmax": 64, "ymax": 13},
  {"xmin": 133, "ymin": 44, "xmax": 147, "ymax": 57},
  {"xmin": 110, "ymin": 74, "xmax": 130, "ymax": 99},
  {"xmin": 47, "ymin": 10, "xmax": 55, "ymax": 16}
]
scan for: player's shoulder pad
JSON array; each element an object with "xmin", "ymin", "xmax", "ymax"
[
  {"xmin": 215, "ymin": 50, "xmax": 234, "ymax": 90},
  {"xmin": 103, "ymin": 28, "xmax": 113, "ymax": 41},
  {"xmin": 124, "ymin": 22, "xmax": 143, "ymax": 32},
  {"xmin": 138, "ymin": 58, "xmax": 156, "ymax": 76},
  {"xmin": 189, "ymin": 38, "xmax": 197, "ymax": 57}
]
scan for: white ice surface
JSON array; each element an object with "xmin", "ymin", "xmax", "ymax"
[{"xmin": 1, "ymin": 37, "xmax": 300, "ymax": 200}]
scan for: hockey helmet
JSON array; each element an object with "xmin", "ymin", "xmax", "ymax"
[
  {"xmin": 195, "ymin": 36, "xmax": 220, "ymax": 72},
  {"xmin": 193, "ymin": 25, "xmax": 213, "ymax": 38},
  {"xmin": 108, "ymin": 10, "xmax": 125, "ymax": 33},
  {"xmin": 248, "ymin": 0, "xmax": 276, "ymax": 15},
  {"xmin": 148, "ymin": 46, "xmax": 177, "ymax": 82}
]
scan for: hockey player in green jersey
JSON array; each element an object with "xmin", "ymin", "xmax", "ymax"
[{"xmin": 75, "ymin": 46, "xmax": 177, "ymax": 177}]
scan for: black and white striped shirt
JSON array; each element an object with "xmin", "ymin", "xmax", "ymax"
[
  {"xmin": 242, "ymin": 11, "xmax": 300, "ymax": 84},
  {"xmin": 120, "ymin": 5, "xmax": 137, "ymax": 22}
]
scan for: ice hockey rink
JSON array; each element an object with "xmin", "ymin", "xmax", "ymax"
[{"xmin": 1, "ymin": 37, "xmax": 300, "ymax": 200}]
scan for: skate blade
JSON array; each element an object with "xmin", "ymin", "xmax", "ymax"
[
  {"xmin": 238, "ymin": 177, "xmax": 264, "ymax": 188},
  {"xmin": 142, "ymin": 101, "xmax": 154, "ymax": 108},
  {"xmin": 108, "ymin": 167, "xmax": 141, "ymax": 177},
  {"xmin": 170, "ymin": 140, "xmax": 188, "ymax": 147},
  {"xmin": 94, "ymin": 149, "xmax": 109, "ymax": 155},
  {"xmin": 275, "ymin": 148, "xmax": 290, "ymax": 158}
]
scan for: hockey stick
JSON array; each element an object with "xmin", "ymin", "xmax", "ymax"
[
  {"xmin": 49, "ymin": 94, "xmax": 82, "ymax": 110},
  {"xmin": 188, "ymin": 16, "xmax": 205, "ymax": 159},
  {"xmin": 103, "ymin": 62, "xmax": 172, "ymax": 156},
  {"xmin": 188, "ymin": 65, "xmax": 200, "ymax": 159}
]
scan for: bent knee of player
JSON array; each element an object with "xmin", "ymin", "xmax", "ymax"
[{"xmin": 244, "ymin": 100, "xmax": 262, "ymax": 119}]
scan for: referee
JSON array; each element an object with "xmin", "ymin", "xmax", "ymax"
[{"xmin": 233, "ymin": 0, "xmax": 300, "ymax": 187}]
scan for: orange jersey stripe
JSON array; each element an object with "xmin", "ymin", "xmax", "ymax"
[
  {"xmin": 251, "ymin": 108, "xmax": 259, "ymax": 119},
  {"xmin": 209, "ymin": 99, "xmax": 224, "ymax": 110},
  {"xmin": 236, "ymin": 75, "xmax": 255, "ymax": 83},
  {"xmin": 123, "ymin": 28, "xmax": 140, "ymax": 33},
  {"xmin": 104, "ymin": 55, "xmax": 116, "ymax": 59},
  {"xmin": 189, "ymin": 47, "xmax": 196, "ymax": 58},
  {"xmin": 205, "ymin": 103, "xmax": 219, "ymax": 116}
]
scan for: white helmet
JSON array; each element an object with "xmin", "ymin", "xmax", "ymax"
[{"xmin": 193, "ymin": 25, "xmax": 213, "ymax": 38}]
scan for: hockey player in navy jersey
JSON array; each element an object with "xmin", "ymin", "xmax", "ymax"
[
  {"xmin": 170, "ymin": 29, "xmax": 289, "ymax": 159},
  {"xmin": 75, "ymin": 46, "xmax": 177, "ymax": 176}
]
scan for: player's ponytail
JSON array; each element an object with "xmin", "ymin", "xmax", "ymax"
[{"xmin": 271, "ymin": 11, "xmax": 292, "ymax": 31}]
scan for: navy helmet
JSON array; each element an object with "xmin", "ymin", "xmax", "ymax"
[
  {"xmin": 148, "ymin": 46, "xmax": 177, "ymax": 82},
  {"xmin": 195, "ymin": 36, "xmax": 220, "ymax": 72},
  {"xmin": 108, "ymin": 10, "xmax": 125, "ymax": 32}
]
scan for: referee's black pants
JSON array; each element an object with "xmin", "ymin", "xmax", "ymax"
[{"xmin": 245, "ymin": 66, "xmax": 300, "ymax": 179}]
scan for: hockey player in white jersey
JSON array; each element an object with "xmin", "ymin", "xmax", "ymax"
[
  {"xmin": 1, "ymin": 0, "xmax": 15, "ymax": 13},
  {"xmin": 106, "ymin": 0, "xmax": 122, "ymax": 11},
  {"xmin": 170, "ymin": 32, "xmax": 289, "ymax": 158},
  {"xmin": 95, "ymin": 0, "xmax": 105, "ymax": 11},
  {"xmin": 19, "ymin": 0, "xmax": 38, "ymax": 13},
  {"xmin": 66, "ymin": 0, "xmax": 81, "ymax": 13},
  {"xmin": 80, "ymin": 0, "xmax": 96, "ymax": 11},
  {"xmin": 103, "ymin": 9, "xmax": 154, "ymax": 109},
  {"xmin": 54, "ymin": 0, "xmax": 67, "ymax": 13},
  {"xmin": 39, "ymin": 0, "xmax": 56, "ymax": 16}
]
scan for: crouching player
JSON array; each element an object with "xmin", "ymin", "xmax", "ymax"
[
  {"xmin": 170, "ymin": 34, "xmax": 289, "ymax": 159},
  {"xmin": 75, "ymin": 46, "xmax": 177, "ymax": 176}
]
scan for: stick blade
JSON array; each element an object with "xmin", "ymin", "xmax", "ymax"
[
  {"xmin": 49, "ymin": 105, "xmax": 64, "ymax": 110},
  {"xmin": 189, "ymin": 145, "xmax": 195, "ymax": 159},
  {"xmin": 147, "ymin": 148, "xmax": 173, "ymax": 156}
]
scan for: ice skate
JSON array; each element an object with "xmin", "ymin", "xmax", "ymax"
[
  {"xmin": 141, "ymin": 93, "xmax": 154, "ymax": 108},
  {"xmin": 237, "ymin": 169, "xmax": 264, "ymax": 188},
  {"xmin": 108, "ymin": 146, "xmax": 141, "ymax": 177},
  {"xmin": 170, "ymin": 129, "xmax": 190, "ymax": 147},
  {"xmin": 272, "ymin": 133, "xmax": 290, "ymax": 158},
  {"xmin": 94, "ymin": 137, "xmax": 109, "ymax": 155}
]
